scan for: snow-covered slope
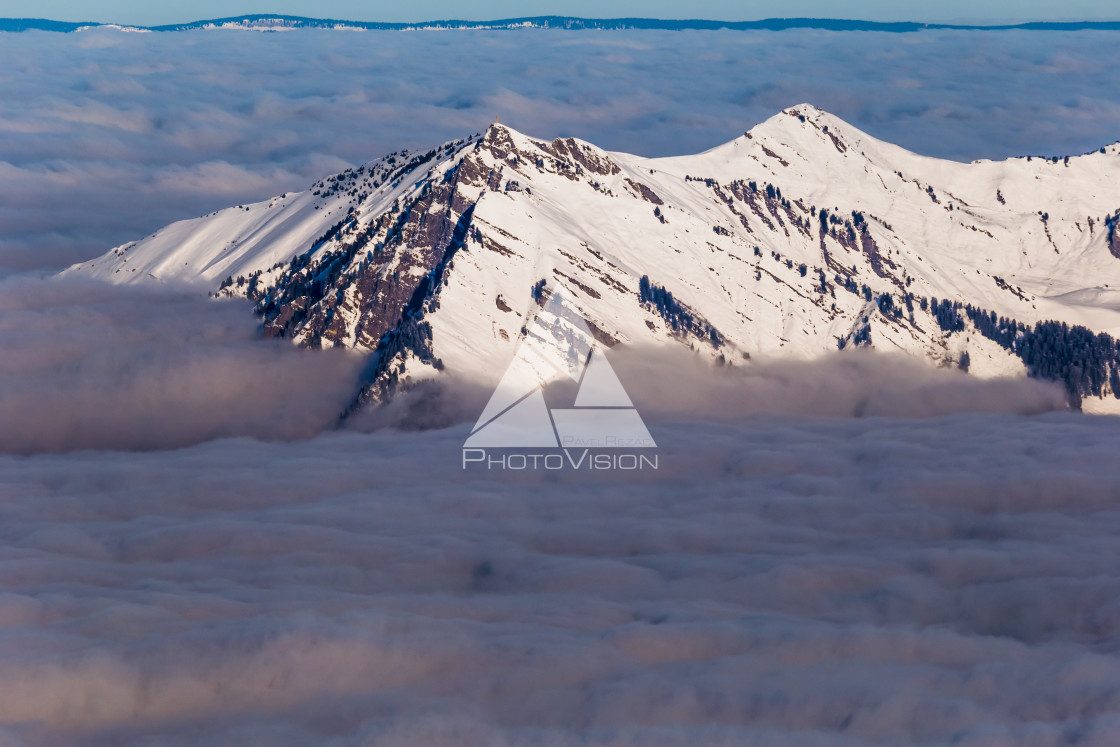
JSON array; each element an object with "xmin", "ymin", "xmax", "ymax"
[{"xmin": 68, "ymin": 105, "xmax": 1120, "ymax": 409}]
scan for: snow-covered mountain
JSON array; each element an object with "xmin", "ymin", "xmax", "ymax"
[{"xmin": 68, "ymin": 105, "xmax": 1120, "ymax": 411}]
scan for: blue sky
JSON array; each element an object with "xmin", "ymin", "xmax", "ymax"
[{"xmin": 1, "ymin": 0, "xmax": 1117, "ymax": 24}]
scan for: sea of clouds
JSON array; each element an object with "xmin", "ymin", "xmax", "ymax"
[
  {"xmin": 4, "ymin": 410, "xmax": 1120, "ymax": 745},
  {"xmin": 0, "ymin": 266, "xmax": 1111, "ymax": 745},
  {"xmin": 3, "ymin": 25, "xmax": 1120, "ymax": 746},
  {"xmin": 1, "ymin": 28, "xmax": 1120, "ymax": 275}
]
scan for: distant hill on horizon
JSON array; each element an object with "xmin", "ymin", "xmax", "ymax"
[{"xmin": 3, "ymin": 14, "xmax": 1120, "ymax": 33}]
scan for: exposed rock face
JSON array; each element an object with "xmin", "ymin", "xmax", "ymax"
[
  {"xmin": 624, "ymin": 178, "xmax": 663, "ymax": 205},
  {"xmin": 257, "ymin": 157, "xmax": 477, "ymax": 352}
]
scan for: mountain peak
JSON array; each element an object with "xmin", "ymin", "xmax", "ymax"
[
  {"xmin": 746, "ymin": 104, "xmax": 869, "ymax": 151},
  {"xmin": 484, "ymin": 120, "xmax": 515, "ymax": 136}
]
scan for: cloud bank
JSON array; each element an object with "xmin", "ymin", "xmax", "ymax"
[
  {"xmin": 352, "ymin": 345, "xmax": 1069, "ymax": 435},
  {"xmin": 2, "ymin": 412, "xmax": 1120, "ymax": 744},
  {"xmin": 1, "ymin": 28, "xmax": 1119, "ymax": 273},
  {"xmin": 0, "ymin": 275, "xmax": 1067, "ymax": 454},
  {"xmin": 0, "ymin": 275, "xmax": 363, "ymax": 453}
]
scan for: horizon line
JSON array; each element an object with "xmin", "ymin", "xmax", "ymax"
[{"xmin": 3, "ymin": 15, "xmax": 1120, "ymax": 33}]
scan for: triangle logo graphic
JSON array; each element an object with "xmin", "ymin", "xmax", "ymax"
[
  {"xmin": 574, "ymin": 347, "xmax": 634, "ymax": 408},
  {"xmin": 463, "ymin": 389, "xmax": 559, "ymax": 447},
  {"xmin": 465, "ymin": 283, "xmax": 656, "ymax": 449}
]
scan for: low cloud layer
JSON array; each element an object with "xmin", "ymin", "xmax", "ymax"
[
  {"xmin": 320, "ymin": 344, "xmax": 1073, "ymax": 439},
  {"xmin": 1, "ymin": 28, "xmax": 1119, "ymax": 273},
  {"xmin": 2, "ymin": 27, "xmax": 1119, "ymax": 744},
  {"xmin": 2, "ymin": 412, "xmax": 1120, "ymax": 744},
  {"xmin": 0, "ymin": 275, "xmax": 1068, "ymax": 454},
  {"xmin": 611, "ymin": 345, "xmax": 1069, "ymax": 419},
  {"xmin": 0, "ymin": 275, "xmax": 363, "ymax": 453}
]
